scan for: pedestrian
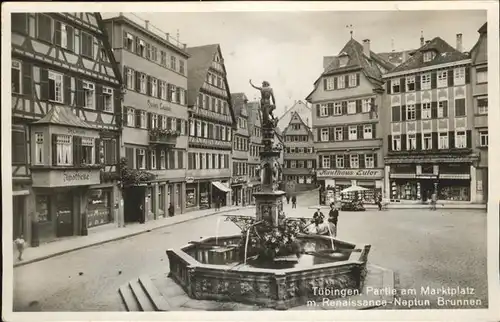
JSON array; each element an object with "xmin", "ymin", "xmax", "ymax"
[
  {"xmin": 430, "ymin": 192, "xmax": 437, "ymax": 211},
  {"xmin": 286, "ymin": 195, "xmax": 290, "ymax": 204},
  {"xmin": 14, "ymin": 235, "xmax": 25, "ymax": 261},
  {"xmin": 168, "ymin": 202, "xmax": 174, "ymax": 217},
  {"xmin": 291, "ymin": 195, "xmax": 297, "ymax": 208},
  {"xmin": 377, "ymin": 194, "xmax": 383, "ymax": 211},
  {"xmin": 328, "ymin": 203, "xmax": 339, "ymax": 235},
  {"xmin": 312, "ymin": 207, "xmax": 325, "ymax": 225}
]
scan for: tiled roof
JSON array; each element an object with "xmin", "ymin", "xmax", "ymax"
[
  {"xmin": 389, "ymin": 37, "xmax": 469, "ymax": 74},
  {"xmin": 377, "ymin": 49, "xmax": 416, "ymax": 67},
  {"xmin": 231, "ymin": 93, "xmax": 248, "ymax": 117},
  {"xmin": 282, "ymin": 112, "xmax": 312, "ymax": 137},
  {"xmin": 33, "ymin": 105, "xmax": 94, "ymax": 129},
  {"xmin": 276, "ymin": 100, "xmax": 311, "ymax": 130}
]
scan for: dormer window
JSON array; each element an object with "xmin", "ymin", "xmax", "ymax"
[
  {"xmin": 339, "ymin": 53, "xmax": 349, "ymax": 67},
  {"xmin": 392, "ymin": 79, "xmax": 400, "ymax": 93},
  {"xmin": 423, "ymin": 51, "xmax": 436, "ymax": 62}
]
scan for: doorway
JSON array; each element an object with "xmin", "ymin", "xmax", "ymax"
[
  {"xmin": 55, "ymin": 192, "xmax": 74, "ymax": 237},
  {"xmin": 123, "ymin": 186, "xmax": 146, "ymax": 223},
  {"xmin": 420, "ymin": 180, "xmax": 434, "ymax": 202},
  {"xmin": 13, "ymin": 196, "xmax": 25, "ymax": 239}
]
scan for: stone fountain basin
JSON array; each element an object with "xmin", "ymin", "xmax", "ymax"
[{"xmin": 166, "ymin": 234, "xmax": 371, "ymax": 310}]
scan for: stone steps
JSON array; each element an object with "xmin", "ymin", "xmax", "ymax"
[{"xmin": 119, "ymin": 274, "xmax": 176, "ymax": 311}]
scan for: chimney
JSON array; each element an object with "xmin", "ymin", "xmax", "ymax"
[
  {"xmin": 402, "ymin": 51, "xmax": 408, "ymax": 63},
  {"xmin": 145, "ymin": 20, "xmax": 150, "ymax": 30},
  {"xmin": 456, "ymin": 33, "xmax": 463, "ymax": 52},
  {"xmin": 363, "ymin": 39, "xmax": 371, "ymax": 57},
  {"xmin": 420, "ymin": 32, "xmax": 424, "ymax": 47},
  {"xmin": 166, "ymin": 33, "xmax": 170, "ymax": 41}
]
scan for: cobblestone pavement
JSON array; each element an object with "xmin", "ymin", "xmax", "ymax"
[{"xmin": 13, "ymin": 190, "xmax": 487, "ymax": 311}]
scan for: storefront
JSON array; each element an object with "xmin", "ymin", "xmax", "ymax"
[
  {"xmin": 86, "ymin": 188, "xmax": 113, "ymax": 228},
  {"xmin": 185, "ymin": 178, "xmax": 230, "ymax": 210},
  {"xmin": 231, "ymin": 177, "xmax": 247, "ymax": 206},
  {"xmin": 317, "ymin": 169, "xmax": 384, "ymax": 205}
]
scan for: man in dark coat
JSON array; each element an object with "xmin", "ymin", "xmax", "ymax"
[
  {"xmin": 291, "ymin": 195, "xmax": 297, "ymax": 208},
  {"xmin": 328, "ymin": 203, "xmax": 339, "ymax": 235},
  {"xmin": 168, "ymin": 203, "xmax": 174, "ymax": 217}
]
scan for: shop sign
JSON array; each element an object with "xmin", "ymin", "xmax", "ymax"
[
  {"xmin": 32, "ymin": 169, "xmax": 100, "ymax": 188},
  {"xmin": 186, "ymin": 177, "xmax": 195, "ymax": 183},
  {"xmin": 316, "ymin": 169, "xmax": 383, "ymax": 179},
  {"xmin": 416, "ymin": 174, "xmax": 438, "ymax": 179},
  {"xmin": 147, "ymin": 99, "xmax": 171, "ymax": 111}
]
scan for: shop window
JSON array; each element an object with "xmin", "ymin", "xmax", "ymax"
[
  {"xmin": 83, "ymin": 81, "xmax": 95, "ymax": 109},
  {"xmin": 81, "ymin": 137, "xmax": 95, "ymax": 164},
  {"xmin": 12, "ymin": 60, "xmax": 21, "ymax": 94},
  {"xmin": 87, "ymin": 189, "xmax": 111, "ymax": 227},
  {"xmin": 438, "ymin": 184, "xmax": 469, "ymax": 201},
  {"xmin": 455, "ymin": 131, "xmax": 467, "ymax": 148},
  {"xmin": 392, "ymin": 181, "xmax": 419, "ymax": 200},
  {"xmin": 35, "ymin": 195, "xmax": 50, "ymax": 222}
]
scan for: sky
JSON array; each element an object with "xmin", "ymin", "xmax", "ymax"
[{"xmin": 102, "ymin": 10, "xmax": 486, "ymax": 117}]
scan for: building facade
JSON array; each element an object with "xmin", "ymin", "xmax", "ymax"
[
  {"xmin": 276, "ymin": 100, "xmax": 312, "ymax": 132},
  {"xmin": 11, "ymin": 12, "xmax": 122, "ymax": 244},
  {"xmin": 103, "ymin": 14, "xmax": 190, "ymax": 221},
  {"xmin": 185, "ymin": 44, "xmax": 236, "ymax": 210},
  {"xmin": 306, "ymin": 38, "xmax": 394, "ymax": 203},
  {"xmin": 231, "ymin": 93, "xmax": 250, "ymax": 206},
  {"xmin": 382, "ymin": 35, "xmax": 481, "ymax": 203},
  {"xmin": 246, "ymin": 100, "xmax": 263, "ymax": 203},
  {"xmin": 469, "ymin": 23, "xmax": 488, "ymax": 202},
  {"xmin": 282, "ymin": 111, "xmax": 317, "ymax": 192}
]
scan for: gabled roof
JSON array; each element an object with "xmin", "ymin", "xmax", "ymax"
[
  {"xmin": 276, "ymin": 100, "xmax": 311, "ymax": 130},
  {"xmin": 33, "ymin": 106, "xmax": 95, "ymax": 129},
  {"xmin": 377, "ymin": 49, "xmax": 416, "ymax": 67},
  {"xmin": 470, "ymin": 22, "xmax": 487, "ymax": 61},
  {"xmin": 282, "ymin": 111, "xmax": 312, "ymax": 137},
  {"xmin": 230, "ymin": 93, "xmax": 248, "ymax": 117},
  {"xmin": 388, "ymin": 37, "xmax": 470, "ymax": 74},
  {"xmin": 186, "ymin": 44, "xmax": 237, "ymax": 126}
]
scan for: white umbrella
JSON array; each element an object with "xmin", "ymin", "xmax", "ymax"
[{"xmin": 341, "ymin": 185, "xmax": 369, "ymax": 194}]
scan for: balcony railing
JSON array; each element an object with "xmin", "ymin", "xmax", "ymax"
[
  {"xmin": 149, "ymin": 134, "xmax": 177, "ymax": 145},
  {"xmin": 191, "ymin": 107, "xmax": 232, "ymax": 124},
  {"xmin": 201, "ymin": 82, "xmax": 228, "ymax": 99},
  {"xmin": 188, "ymin": 136, "xmax": 232, "ymax": 149}
]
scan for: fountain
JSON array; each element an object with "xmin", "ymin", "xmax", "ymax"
[{"xmin": 166, "ymin": 80, "xmax": 371, "ymax": 310}]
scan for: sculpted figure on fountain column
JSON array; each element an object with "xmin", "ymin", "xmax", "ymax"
[{"xmin": 249, "ymin": 79, "xmax": 277, "ymax": 127}]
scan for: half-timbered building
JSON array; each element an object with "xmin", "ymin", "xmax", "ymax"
[
  {"xmin": 246, "ymin": 100, "xmax": 263, "ymax": 203},
  {"xmin": 103, "ymin": 14, "xmax": 190, "ymax": 221},
  {"xmin": 11, "ymin": 12, "xmax": 122, "ymax": 245},
  {"xmin": 186, "ymin": 44, "xmax": 236, "ymax": 210}
]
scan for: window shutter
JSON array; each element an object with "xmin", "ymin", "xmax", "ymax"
[
  {"xmin": 431, "ymin": 72, "xmax": 437, "ymax": 89},
  {"xmin": 372, "ymin": 124, "xmax": 377, "ymax": 138},
  {"xmin": 96, "ymin": 84, "xmax": 103, "ymax": 111},
  {"xmin": 95, "ymin": 138, "xmax": 101, "ymax": 164},
  {"xmin": 145, "ymin": 150, "xmax": 151, "ymax": 170},
  {"xmin": 316, "ymin": 104, "xmax": 320, "ymax": 117},
  {"xmin": 52, "ymin": 134, "xmax": 58, "ymax": 165},
  {"xmin": 344, "ymin": 75, "xmax": 349, "ymax": 88},
  {"xmin": 443, "ymin": 101, "xmax": 448, "ymax": 117},
  {"xmin": 400, "ymin": 77, "xmax": 406, "ymax": 93},
  {"xmin": 176, "ymin": 87, "xmax": 180, "ymax": 103},
  {"xmin": 416, "ymin": 103, "xmax": 421, "ymax": 120},
  {"xmin": 135, "ymin": 149, "xmax": 140, "ymax": 169},
  {"xmin": 64, "ymin": 75, "xmax": 71, "ymax": 105},
  {"xmin": 465, "ymin": 68, "xmax": 470, "ymax": 84},
  {"xmin": 323, "ymin": 78, "xmax": 327, "ymax": 90},
  {"xmin": 167, "ymin": 83, "xmax": 172, "ymax": 102},
  {"xmin": 147, "ymin": 112, "xmax": 152, "ymax": 129},
  {"xmin": 156, "ymin": 147, "xmax": 161, "ymax": 170},
  {"xmin": 355, "ymin": 100, "xmax": 362, "ymax": 113},
  {"xmin": 432, "ymin": 132, "xmax": 438, "ymax": 150},
  {"xmin": 316, "ymin": 128, "xmax": 320, "ymax": 141},
  {"xmin": 123, "ymin": 67, "xmax": 128, "ymax": 87},
  {"xmin": 135, "ymin": 72, "xmax": 140, "ymax": 92},
  {"xmin": 146, "ymin": 43, "xmax": 151, "ymax": 60},
  {"xmin": 359, "ymin": 154, "xmax": 365, "ymax": 169},
  {"xmin": 40, "ymin": 68, "xmax": 49, "ymax": 100},
  {"xmin": 449, "ymin": 131, "xmax": 455, "ymax": 149},
  {"xmin": 135, "ymin": 36, "xmax": 140, "ymax": 53},
  {"xmin": 328, "ymin": 127, "xmax": 334, "ymax": 141},
  {"xmin": 431, "ymin": 101, "xmax": 438, "ymax": 118},
  {"xmin": 415, "ymin": 75, "xmax": 421, "ymax": 91},
  {"xmin": 386, "ymin": 81, "xmax": 391, "ymax": 94},
  {"xmin": 22, "ymin": 62, "xmax": 32, "ymax": 96},
  {"xmin": 73, "ymin": 136, "xmax": 82, "ymax": 166},
  {"xmin": 416, "ymin": 133, "xmax": 422, "ymax": 150},
  {"xmin": 344, "ymin": 154, "xmax": 350, "ymax": 168},
  {"xmin": 54, "ymin": 21, "xmax": 62, "ymax": 46},
  {"xmin": 125, "ymin": 147, "xmax": 133, "ymax": 168},
  {"xmin": 388, "ymin": 135, "xmax": 393, "ymax": 151},
  {"xmin": 356, "ymin": 73, "xmax": 360, "ymax": 86},
  {"xmin": 448, "ymin": 69, "xmax": 454, "ymax": 87},
  {"xmin": 466, "ymin": 130, "xmax": 472, "ymax": 148},
  {"xmin": 122, "ymin": 107, "xmax": 128, "ymax": 126},
  {"xmin": 401, "ymin": 134, "xmax": 407, "ymax": 150},
  {"xmin": 341, "ymin": 101, "xmax": 347, "ymax": 114},
  {"xmin": 327, "ymin": 103, "xmax": 333, "ymax": 116},
  {"xmin": 135, "ymin": 109, "xmax": 141, "ymax": 128},
  {"xmin": 333, "ymin": 77, "xmax": 338, "ymax": 89},
  {"xmin": 123, "ymin": 31, "xmax": 127, "ymax": 48},
  {"xmin": 401, "ymin": 105, "xmax": 406, "ymax": 121},
  {"xmin": 147, "ymin": 76, "xmax": 151, "ymax": 96},
  {"xmin": 111, "ymin": 139, "xmax": 117, "ymax": 164},
  {"xmin": 357, "ymin": 125, "xmax": 363, "ymax": 139},
  {"xmin": 343, "ymin": 126, "xmax": 348, "ymax": 140},
  {"xmin": 374, "ymin": 154, "xmax": 378, "ymax": 168},
  {"xmin": 331, "ymin": 155, "xmax": 336, "ymax": 169},
  {"xmin": 76, "ymin": 78, "xmax": 84, "ymax": 107}
]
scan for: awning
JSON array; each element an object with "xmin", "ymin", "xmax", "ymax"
[{"xmin": 212, "ymin": 181, "xmax": 231, "ymax": 193}]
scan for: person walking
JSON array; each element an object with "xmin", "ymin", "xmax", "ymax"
[
  {"xmin": 377, "ymin": 194, "xmax": 383, "ymax": 211},
  {"xmin": 14, "ymin": 235, "xmax": 26, "ymax": 261},
  {"xmin": 286, "ymin": 195, "xmax": 290, "ymax": 204},
  {"xmin": 430, "ymin": 192, "xmax": 437, "ymax": 211},
  {"xmin": 328, "ymin": 204, "xmax": 339, "ymax": 236},
  {"xmin": 168, "ymin": 202, "xmax": 175, "ymax": 217},
  {"xmin": 291, "ymin": 195, "xmax": 297, "ymax": 208}
]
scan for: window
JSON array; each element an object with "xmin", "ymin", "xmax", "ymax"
[
  {"xmin": 54, "ymin": 21, "xmax": 74, "ymax": 51},
  {"xmin": 337, "ymin": 76, "xmax": 345, "ymax": 89},
  {"xmin": 320, "ymin": 128, "xmax": 329, "ymax": 142},
  {"xmin": 477, "ymin": 69, "xmax": 487, "ymax": 84},
  {"xmin": 333, "ymin": 127, "xmax": 342, "ymax": 141},
  {"xmin": 392, "ymin": 79, "xmax": 400, "ymax": 93},
  {"xmin": 455, "ymin": 131, "xmax": 467, "ymax": 148},
  {"xmin": 421, "ymin": 73, "xmax": 431, "ymax": 90},
  {"xmin": 350, "ymin": 154, "xmax": 359, "ymax": 168},
  {"xmin": 151, "ymin": 78, "xmax": 158, "ymax": 97},
  {"xmin": 81, "ymin": 31, "xmax": 93, "ymax": 58},
  {"xmin": 423, "ymin": 133, "xmax": 432, "ymax": 150},
  {"xmin": 138, "ymin": 39, "xmax": 146, "ymax": 57},
  {"xmin": 307, "ymin": 160, "xmax": 313, "ymax": 168},
  {"xmin": 391, "ymin": 106, "xmax": 401, "ymax": 122},
  {"xmin": 406, "ymin": 104, "xmax": 416, "ymax": 120},
  {"xmin": 140, "ymin": 73, "xmax": 147, "ymax": 94},
  {"xmin": 35, "ymin": 132, "xmax": 44, "ymax": 164},
  {"xmin": 479, "ymin": 130, "xmax": 488, "ymax": 147},
  {"xmin": 170, "ymin": 85, "xmax": 176, "ymax": 102},
  {"xmin": 291, "ymin": 161, "xmax": 296, "ymax": 168},
  {"xmin": 55, "ymin": 135, "xmax": 72, "ymax": 165},
  {"xmin": 160, "ymin": 51, "xmax": 167, "ymax": 66},
  {"xmin": 179, "ymin": 88, "xmax": 186, "ymax": 105},
  {"xmin": 392, "ymin": 135, "xmax": 401, "ymax": 151},
  {"xmin": 437, "ymin": 71, "xmax": 447, "ymax": 88},
  {"xmin": 407, "ymin": 134, "xmax": 417, "ymax": 150},
  {"xmin": 438, "ymin": 100, "xmax": 448, "ymax": 118},
  {"xmin": 422, "ymin": 102, "xmax": 431, "ymax": 119},
  {"xmin": 179, "ymin": 60, "xmax": 185, "ymax": 75},
  {"xmin": 423, "ymin": 51, "xmax": 435, "ymax": 62},
  {"xmin": 126, "ymin": 68, "xmax": 135, "ymax": 90},
  {"xmin": 320, "ymin": 104, "xmax": 328, "ymax": 117},
  {"xmin": 12, "ymin": 60, "xmax": 21, "ymax": 94},
  {"xmin": 140, "ymin": 111, "xmax": 147, "ymax": 129},
  {"xmin": 12, "ymin": 13, "xmax": 28, "ymax": 34},
  {"xmin": 348, "ymin": 74, "xmax": 357, "ymax": 87},
  {"xmin": 103, "ymin": 87, "xmax": 113, "ymax": 112},
  {"xmin": 406, "ymin": 76, "xmax": 415, "ymax": 91},
  {"xmin": 438, "ymin": 132, "xmax": 449, "ymax": 149},
  {"xmin": 322, "ymin": 155, "xmax": 330, "ymax": 169},
  {"xmin": 365, "ymin": 154, "xmax": 374, "ymax": 168},
  {"xmin": 152, "ymin": 114, "xmax": 158, "ymax": 129},
  {"xmin": 160, "ymin": 81, "xmax": 167, "ymax": 100},
  {"xmin": 455, "ymin": 98, "xmax": 466, "ymax": 116},
  {"xmin": 125, "ymin": 33, "xmax": 134, "ymax": 51},
  {"xmin": 83, "ymin": 81, "xmax": 95, "ymax": 109},
  {"xmin": 362, "ymin": 99, "xmax": 371, "ymax": 113},
  {"xmin": 477, "ymin": 97, "xmax": 488, "ymax": 115},
  {"xmin": 348, "ymin": 126, "xmax": 357, "ymax": 140},
  {"xmin": 454, "ymin": 67, "xmax": 465, "ymax": 85},
  {"xmin": 333, "ymin": 102, "xmax": 342, "ymax": 115},
  {"xmin": 137, "ymin": 149, "xmax": 146, "ymax": 169},
  {"xmin": 81, "ymin": 137, "xmax": 94, "ymax": 164},
  {"xmin": 347, "ymin": 101, "xmax": 356, "ymax": 114},
  {"xmin": 48, "ymin": 71, "xmax": 63, "ymax": 103},
  {"xmin": 151, "ymin": 46, "xmax": 158, "ymax": 62},
  {"xmin": 363, "ymin": 124, "xmax": 373, "ymax": 139},
  {"xmin": 170, "ymin": 56, "xmax": 177, "ymax": 71},
  {"xmin": 37, "ymin": 14, "xmax": 52, "ymax": 42},
  {"xmin": 160, "ymin": 151, "xmax": 166, "ymax": 169},
  {"xmin": 151, "ymin": 150, "xmax": 157, "ymax": 169},
  {"xmin": 127, "ymin": 108, "xmax": 135, "ymax": 126},
  {"xmin": 336, "ymin": 155, "xmax": 344, "ymax": 168},
  {"xmin": 325, "ymin": 77, "xmax": 335, "ymax": 90}
]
